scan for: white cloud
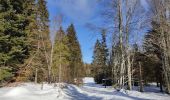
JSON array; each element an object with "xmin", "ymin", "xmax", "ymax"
[{"xmin": 55, "ymin": 0, "xmax": 97, "ymax": 23}]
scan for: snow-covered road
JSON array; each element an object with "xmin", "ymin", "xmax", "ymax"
[
  {"xmin": 0, "ymin": 77, "xmax": 170, "ymax": 100},
  {"xmin": 66, "ymin": 83, "xmax": 170, "ymax": 100}
]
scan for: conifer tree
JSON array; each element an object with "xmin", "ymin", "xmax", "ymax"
[
  {"xmin": 66, "ymin": 24, "xmax": 83, "ymax": 83},
  {"xmin": 16, "ymin": 0, "xmax": 38, "ymax": 82},
  {"xmin": 52, "ymin": 27, "xmax": 70, "ymax": 83},
  {"xmin": 92, "ymin": 39, "xmax": 103, "ymax": 83},
  {"xmin": 17, "ymin": 0, "xmax": 51, "ymax": 83},
  {"xmin": 33, "ymin": 0, "xmax": 51, "ymax": 83},
  {"xmin": 92, "ymin": 39, "xmax": 102, "ymax": 68},
  {"xmin": 143, "ymin": 21, "xmax": 166, "ymax": 92},
  {"xmin": 100, "ymin": 30, "xmax": 109, "ymax": 77},
  {"xmin": 0, "ymin": 0, "xmax": 31, "ymax": 81},
  {"xmin": 92, "ymin": 30, "xmax": 109, "ymax": 84}
]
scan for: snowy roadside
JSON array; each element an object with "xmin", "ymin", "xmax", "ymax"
[
  {"xmin": 0, "ymin": 83, "xmax": 69, "ymax": 100},
  {"xmin": 0, "ymin": 77, "xmax": 170, "ymax": 100}
]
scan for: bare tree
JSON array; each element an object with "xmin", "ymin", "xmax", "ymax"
[
  {"xmin": 148, "ymin": 0, "xmax": 170, "ymax": 93},
  {"xmin": 100, "ymin": 0, "xmax": 146, "ymax": 90}
]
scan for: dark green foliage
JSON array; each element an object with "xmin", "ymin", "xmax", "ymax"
[
  {"xmin": 27, "ymin": 0, "xmax": 51, "ymax": 83},
  {"xmin": 143, "ymin": 21, "xmax": 164, "ymax": 91},
  {"xmin": 66, "ymin": 24, "xmax": 83, "ymax": 83},
  {"xmin": 92, "ymin": 30, "xmax": 109, "ymax": 84},
  {"xmin": 0, "ymin": 0, "xmax": 51, "ymax": 83},
  {"xmin": 0, "ymin": 67, "xmax": 13, "ymax": 82},
  {"xmin": 0, "ymin": 0, "xmax": 30, "ymax": 81},
  {"xmin": 94, "ymin": 73, "xmax": 105, "ymax": 84},
  {"xmin": 144, "ymin": 21, "xmax": 162, "ymax": 58},
  {"xmin": 37, "ymin": 0, "xmax": 49, "ymax": 26},
  {"xmin": 100, "ymin": 30, "xmax": 109, "ymax": 67},
  {"xmin": 52, "ymin": 27, "xmax": 70, "ymax": 82},
  {"xmin": 24, "ymin": 0, "xmax": 51, "ymax": 83},
  {"xmin": 92, "ymin": 39, "xmax": 102, "ymax": 67},
  {"xmin": 92, "ymin": 39, "xmax": 102, "ymax": 83},
  {"xmin": 100, "ymin": 30, "xmax": 109, "ymax": 78}
]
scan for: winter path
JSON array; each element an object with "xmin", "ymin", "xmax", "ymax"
[{"xmin": 0, "ymin": 77, "xmax": 170, "ymax": 100}]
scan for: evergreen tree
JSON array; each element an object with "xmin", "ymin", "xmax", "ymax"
[
  {"xmin": 92, "ymin": 39, "xmax": 103, "ymax": 83},
  {"xmin": 17, "ymin": 0, "xmax": 51, "ymax": 83},
  {"xmin": 0, "ymin": 0, "xmax": 31, "ymax": 82},
  {"xmin": 92, "ymin": 39, "xmax": 102, "ymax": 68},
  {"xmin": 16, "ymin": 0, "xmax": 38, "ymax": 82},
  {"xmin": 66, "ymin": 24, "xmax": 83, "ymax": 83},
  {"xmin": 92, "ymin": 30, "xmax": 109, "ymax": 84},
  {"xmin": 52, "ymin": 27, "xmax": 70, "ymax": 83},
  {"xmin": 100, "ymin": 30, "xmax": 109, "ymax": 77},
  {"xmin": 143, "ymin": 21, "xmax": 164, "ymax": 92},
  {"xmin": 36, "ymin": 0, "xmax": 51, "ymax": 64},
  {"xmin": 32, "ymin": 0, "xmax": 51, "ymax": 83}
]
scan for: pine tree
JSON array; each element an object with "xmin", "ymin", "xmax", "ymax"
[
  {"xmin": 92, "ymin": 39, "xmax": 103, "ymax": 83},
  {"xmin": 100, "ymin": 30, "xmax": 109, "ymax": 78},
  {"xmin": 143, "ymin": 21, "xmax": 165, "ymax": 92},
  {"xmin": 16, "ymin": 0, "xmax": 51, "ymax": 83},
  {"xmin": 66, "ymin": 24, "xmax": 83, "ymax": 83},
  {"xmin": 92, "ymin": 39, "xmax": 102, "ymax": 68},
  {"xmin": 33, "ymin": 0, "xmax": 51, "ymax": 83},
  {"xmin": 52, "ymin": 27, "xmax": 70, "ymax": 83},
  {"xmin": 15, "ymin": 0, "xmax": 38, "ymax": 82},
  {"xmin": 0, "ymin": 0, "xmax": 30, "ymax": 82},
  {"xmin": 36, "ymin": 0, "xmax": 51, "ymax": 64},
  {"xmin": 92, "ymin": 30, "xmax": 109, "ymax": 84}
]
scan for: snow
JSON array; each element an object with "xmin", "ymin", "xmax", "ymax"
[
  {"xmin": 4, "ymin": 87, "xmax": 31, "ymax": 96},
  {"xmin": 83, "ymin": 77, "xmax": 95, "ymax": 84},
  {"xmin": 0, "ymin": 83, "xmax": 68, "ymax": 100},
  {"xmin": 0, "ymin": 77, "xmax": 170, "ymax": 100}
]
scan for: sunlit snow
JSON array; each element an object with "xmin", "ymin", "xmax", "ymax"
[{"xmin": 0, "ymin": 77, "xmax": 170, "ymax": 100}]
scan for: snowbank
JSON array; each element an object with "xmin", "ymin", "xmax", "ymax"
[
  {"xmin": 0, "ymin": 83, "xmax": 69, "ymax": 100},
  {"xmin": 4, "ymin": 87, "xmax": 31, "ymax": 96},
  {"xmin": 83, "ymin": 77, "xmax": 95, "ymax": 84},
  {"xmin": 0, "ymin": 78, "xmax": 170, "ymax": 100}
]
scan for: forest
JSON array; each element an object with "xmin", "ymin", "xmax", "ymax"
[{"xmin": 0, "ymin": 0, "xmax": 170, "ymax": 100}]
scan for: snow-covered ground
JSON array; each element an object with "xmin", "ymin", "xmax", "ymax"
[{"xmin": 0, "ymin": 77, "xmax": 170, "ymax": 100}]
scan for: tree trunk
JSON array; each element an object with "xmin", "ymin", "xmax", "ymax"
[
  {"xmin": 162, "ymin": 53, "xmax": 170, "ymax": 93},
  {"xmin": 160, "ymin": 80, "xmax": 163, "ymax": 92},
  {"xmin": 50, "ymin": 44, "xmax": 54, "ymax": 83},
  {"xmin": 59, "ymin": 50, "xmax": 62, "ymax": 83},
  {"xmin": 118, "ymin": 0, "xmax": 125, "ymax": 89},
  {"xmin": 156, "ymin": 82, "xmax": 159, "ymax": 87},
  {"xmin": 41, "ymin": 82, "xmax": 44, "ymax": 90},
  {"xmin": 161, "ymin": 26, "xmax": 170, "ymax": 94},
  {"xmin": 127, "ymin": 55, "xmax": 132, "ymax": 90},
  {"xmin": 35, "ymin": 68, "xmax": 38, "ymax": 83},
  {"xmin": 126, "ymin": 25, "xmax": 132, "ymax": 90},
  {"xmin": 139, "ymin": 61, "xmax": 144, "ymax": 92}
]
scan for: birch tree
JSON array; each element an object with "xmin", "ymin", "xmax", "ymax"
[
  {"xmin": 148, "ymin": 0, "xmax": 170, "ymax": 93},
  {"xmin": 101, "ymin": 0, "xmax": 146, "ymax": 89}
]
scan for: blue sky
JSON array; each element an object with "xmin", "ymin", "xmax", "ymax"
[
  {"xmin": 47, "ymin": 0, "xmax": 101, "ymax": 64},
  {"xmin": 46, "ymin": 0, "xmax": 148, "ymax": 64}
]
